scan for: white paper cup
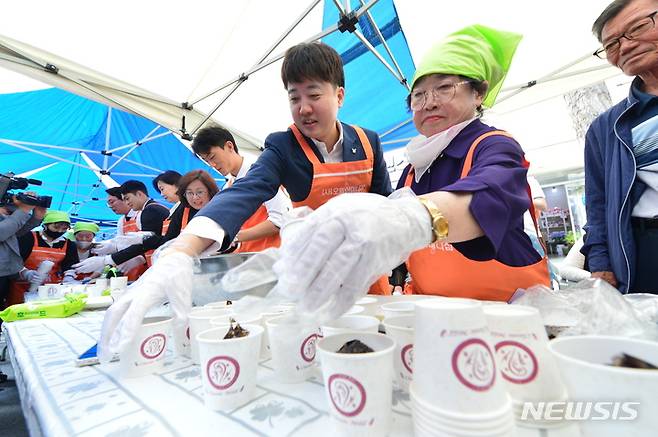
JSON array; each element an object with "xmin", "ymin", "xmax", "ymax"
[
  {"xmin": 345, "ymin": 305, "xmax": 365, "ymax": 315},
  {"xmin": 204, "ymin": 300, "xmax": 235, "ymax": 310},
  {"xmin": 94, "ymin": 278, "xmax": 109, "ymax": 288},
  {"xmin": 317, "ymin": 333, "xmax": 395, "ymax": 437},
  {"xmin": 38, "ymin": 285, "xmax": 57, "ymax": 300},
  {"xmin": 381, "ymin": 301, "xmax": 415, "ymax": 319},
  {"xmin": 259, "ymin": 306, "xmax": 293, "ymax": 360},
  {"xmin": 414, "ymin": 298, "xmax": 508, "ymax": 415},
  {"xmin": 110, "ymin": 276, "xmax": 128, "ymax": 291},
  {"xmin": 383, "ymin": 315, "xmax": 414, "ymax": 391},
  {"xmin": 171, "ymin": 307, "xmax": 206, "ymax": 358},
  {"xmin": 188, "ymin": 308, "xmax": 233, "ymax": 364},
  {"xmin": 484, "ymin": 304, "xmax": 566, "ymax": 405},
  {"xmin": 549, "ymin": 335, "xmax": 658, "ymax": 437},
  {"xmin": 119, "ymin": 316, "xmax": 171, "ymax": 378},
  {"xmin": 356, "ymin": 297, "xmax": 378, "ymax": 305},
  {"xmin": 210, "ymin": 313, "xmax": 263, "ymax": 329},
  {"xmin": 266, "ymin": 315, "xmax": 320, "ymax": 383},
  {"xmin": 197, "ymin": 325, "xmax": 263, "ymax": 411},
  {"xmin": 321, "ymin": 315, "xmax": 380, "ymax": 338}
]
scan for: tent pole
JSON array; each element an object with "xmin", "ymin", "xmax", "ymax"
[
  {"xmin": 103, "ymin": 107, "xmax": 112, "ymax": 172},
  {"xmin": 0, "ymin": 139, "xmax": 95, "ymax": 171},
  {"xmin": 379, "ymin": 117, "xmax": 413, "ymax": 139},
  {"xmin": 0, "ymin": 139, "xmax": 102, "ymax": 154},
  {"xmin": 358, "ymin": 0, "xmax": 409, "ymax": 90},
  {"xmin": 109, "ymin": 130, "xmax": 172, "ymax": 153},
  {"xmin": 190, "ymin": 0, "xmax": 323, "ymax": 106},
  {"xmin": 501, "ymin": 52, "xmax": 596, "ymax": 92},
  {"xmin": 352, "ymin": 30, "xmax": 404, "ymax": 84},
  {"xmin": 106, "ymin": 125, "xmax": 161, "ymax": 172}
]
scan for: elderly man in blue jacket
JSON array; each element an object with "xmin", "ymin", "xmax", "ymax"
[{"xmin": 584, "ymin": 0, "xmax": 658, "ymax": 293}]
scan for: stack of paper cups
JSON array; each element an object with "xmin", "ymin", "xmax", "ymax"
[
  {"xmin": 197, "ymin": 324, "xmax": 263, "ymax": 411},
  {"xmin": 412, "ymin": 298, "xmax": 514, "ymax": 437},
  {"xmin": 484, "ymin": 304, "xmax": 568, "ymax": 429},
  {"xmin": 317, "ymin": 333, "xmax": 395, "ymax": 437},
  {"xmin": 29, "ymin": 260, "xmax": 54, "ymax": 293},
  {"xmin": 383, "ymin": 315, "xmax": 414, "ymax": 391},
  {"xmin": 188, "ymin": 308, "xmax": 233, "ymax": 364}
]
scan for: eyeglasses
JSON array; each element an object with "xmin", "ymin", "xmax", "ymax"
[
  {"xmin": 185, "ymin": 190, "xmax": 208, "ymax": 198},
  {"xmin": 594, "ymin": 10, "xmax": 658, "ymax": 59},
  {"xmin": 409, "ymin": 81, "xmax": 471, "ymax": 111}
]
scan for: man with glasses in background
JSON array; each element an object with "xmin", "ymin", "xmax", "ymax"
[{"xmin": 583, "ymin": 0, "xmax": 658, "ymax": 293}]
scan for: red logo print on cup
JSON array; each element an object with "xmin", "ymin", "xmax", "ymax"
[
  {"xmin": 206, "ymin": 356, "xmax": 240, "ymax": 390},
  {"xmin": 401, "ymin": 344, "xmax": 414, "ymax": 374},
  {"xmin": 140, "ymin": 333, "xmax": 166, "ymax": 359},
  {"xmin": 451, "ymin": 338, "xmax": 496, "ymax": 391},
  {"xmin": 328, "ymin": 374, "xmax": 367, "ymax": 417},
  {"xmin": 495, "ymin": 340, "xmax": 538, "ymax": 384},
  {"xmin": 300, "ymin": 333, "xmax": 319, "ymax": 362}
]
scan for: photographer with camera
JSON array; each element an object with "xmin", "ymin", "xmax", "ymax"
[
  {"xmin": 0, "ymin": 194, "xmax": 46, "ymax": 308},
  {"xmin": 7, "ymin": 210, "xmax": 80, "ymax": 307}
]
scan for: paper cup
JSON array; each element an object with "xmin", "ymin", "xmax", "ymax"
[
  {"xmin": 204, "ymin": 300, "xmax": 235, "ymax": 310},
  {"xmin": 197, "ymin": 325, "xmax": 263, "ymax": 411},
  {"xmin": 549, "ymin": 335, "xmax": 658, "ymax": 437},
  {"xmin": 383, "ymin": 315, "xmax": 414, "ymax": 391},
  {"xmin": 38, "ymin": 284, "xmax": 58, "ymax": 300},
  {"xmin": 110, "ymin": 276, "xmax": 128, "ymax": 291},
  {"xmin": 317, "ymin": 333, "xmax": 395, "ymax": 437},
  {"xmin": 414, "ymin": 298, "xmax": 508, "ymax": 415},
  {"xmin": 484, "ymin": 305, "xmax": 566, "ymax": 404},
  {"xmin": 321, "ymin": 315, "xmax": 380, "ymax": 338},
  {"xmin": 119, "ymin": 316, "xmax": 171, "ymax": 378},
  {"xmin": 259, "ymin": 305, "xmax": 293, "ymax": 360},
  {"xmin": 266, "ymin": 315, "xmax": 320, "ymax": 383},
  {"xmin": 210, "ymin": 313, "xmax": 263, "ymax": 329},
  {"xmin": 171, "ymin": 307, "xmax": 206, "ymax": 358},
  {"xmin": 189, "ymin": 308, "xmax": 233, "ymax": 364},
  {"xmin": 345, "ymin": 305, "xmax": 365, "ymax": 315},
  {"xmin": 381, "ymin": 301, "xmax": 415, "ymax": 319},
  {"xmin": 356, "ymin": 297, "xmax": 377, "ymax": 305}
]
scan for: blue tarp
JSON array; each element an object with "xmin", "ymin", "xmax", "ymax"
[
  {"xmin": 0, "ymin": 87, "xmax": 221, "ymax": 224},
  {"xmin": 322, "ymin": 0, "xmax": 417, "ymax": 151}
]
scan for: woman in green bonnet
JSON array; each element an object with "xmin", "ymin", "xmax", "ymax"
[{"xmin": 267, "ymin": 25, "xmax": 552, "ymax": 319}]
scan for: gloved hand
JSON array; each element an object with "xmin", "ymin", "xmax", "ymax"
[
  {"xmin": 272, "ymin": 191, "xmax": 432, "ymax": 322},
  {"xmin": 21, "ymin": 269, "xmax": 47, "ymax": 286},
  {"xmin": 116, "ymin": 255, "xmax": 146, "ymax": 274},
  {"xmin": 61, "ymin": 270, "xmax": 79, "ymax": 284},
  {"xmin": 98, "ymin": 252, "xmax": 194, "ymax": 362},
  {"xmin": 73, "ymin": 255, "xmax": 114, "ymax": 274},
  {"xmin": 92, "ymin": 232, "xmax": 152, "ymax": 255}
]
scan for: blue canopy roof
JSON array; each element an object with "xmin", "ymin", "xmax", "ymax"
[
  {"xmin": 0, "ymin": 87, "xmax": 221, "ymax": 224},
  {"xmin": 322, "ymin": 0, "xmax": 417, "ymax": 151}
]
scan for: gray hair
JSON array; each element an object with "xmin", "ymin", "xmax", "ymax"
[{"xmin": 592, "ymin": 0, "xmax": 637, "ymax": 41}]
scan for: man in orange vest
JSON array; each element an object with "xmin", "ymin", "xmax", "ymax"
[
  {"xmin": 97, "ymin": 42, "xmax": 393, "ymax": 360},
  {"xmin": 191, "ymin": 126, "xmax": 291, "ymax": 253}
]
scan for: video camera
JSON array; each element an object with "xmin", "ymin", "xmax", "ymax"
[{"xmin": 0, "ymin": 173, "xmax": 52, "ymax": 208}]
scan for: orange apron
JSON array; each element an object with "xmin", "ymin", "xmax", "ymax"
[
  {"xmin": 146, "ymin": 207, "xmax": 191, "ymax": 267},
  {"xmin": 6, "ymin": 232, "xmax": 69, "ymax": 306},
  {"xmin": 404, "ymin": 130, "xmax": 550, "ymax": 301},
  {"xmin": 224, "ymin": 178, "xmax": 282, "ymax": 253},
  {"xmin": 289, "ymin": 124, "xmax": 390, "ymax": 295},
  {"xmin": 121, "ymin": 216, "xmax": 147, "ymax": 281}
]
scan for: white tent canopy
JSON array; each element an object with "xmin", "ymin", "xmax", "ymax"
[{"xmin": 0, "ymin": 0, "xmax": 626, "ymax": 179}]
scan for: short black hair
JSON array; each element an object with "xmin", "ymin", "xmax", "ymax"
[
  {"xmin": 192, "ymin": 125, "xmax": 238, "ymax": 155},
  {"xmin": 105, "ymin": 187, "xmax": 123, "ymax": 198},
  {"xmin": 120, "ymin": 180, "xmax": 148, "ymax": 196},
  {"xmin": 281, "ymin": 42, "xmax": 345, "ymax": 89},
  {"xmin": 592, "ymin": 0, "xmax": 634, "ymax": 42},
  {"xmin": 152, "ymin": 170, "xmax": 182, "ymax": 192}
]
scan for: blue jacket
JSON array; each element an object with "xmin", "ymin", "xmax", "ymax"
[
  {"xmin": 197, "ymin": 122, "xmax": 392, "ymax": 243},
  {"xmin": 582, "ymin": 79, "xmax": 644, "ymax": 293}
]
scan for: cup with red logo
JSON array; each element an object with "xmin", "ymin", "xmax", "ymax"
[
  {"xmin": 259, "ymin": 305, "xmax": 293, "ymax": 360},
  {"xmin": 197, "ymin": 324, "xmax": 263, "ymax": 411},
  {"xmin": 188, "ymin": 308, "xmax": 233, "ymax": 364},
  {"xmin": 483, "ymin": 304, "xmax": 568, "ymax": 426},
  {"xmin": 119, "ymin": 316, "xmax": 172, "ymax": 378},
  {"xmin": 266, "ymin": 315, "xmax": 320, "ymax": 383},
  {"xmin": 413, "ymin": 298, "xmax": 509, "ymax": 415},
  {"xmin": 172, "ymin": 306, "xmax": 206, "ymax": 359},
  {"xmin": 317, "ymin": 332, "xmax": 395, "ymax": 437},
  {"xmin": 383, "ymin": 315, "xmax": 415, "ymax": 392}
]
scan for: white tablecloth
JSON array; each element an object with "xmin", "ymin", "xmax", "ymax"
[{"xmin": 3, "ymin": 309, "xmax": 582, "ymax": 437}]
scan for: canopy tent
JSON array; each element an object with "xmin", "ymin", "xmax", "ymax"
[
  {"xmin": 0, "ymin": 87, "xmax": 222, "ymax": 223},
  {"xmin": 0, "ymin": 0, "xmax": 624, "ymax": 186}
]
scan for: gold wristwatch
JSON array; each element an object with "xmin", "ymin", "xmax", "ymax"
[{"xmin": 418, "ymin": 197, "xmax": 449, "ymax": 242}]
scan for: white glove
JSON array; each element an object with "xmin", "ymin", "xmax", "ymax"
[
  {"xmin": 92, "ymin": 232, "xmax": 152, "ymax": 255},
  {"xmin": 97, "ymin": 252, "xmax": 194, "ymax": 362},
  {"xmin": 73, "ymin": 255, "xmax": 114, "ymax": 274},
  {"xmin": 21, "ymin": 269, "xmax": 47, "ymax": 286},
  {"xmin": 272, "ymin": 191, "xmax": 432, "ymax": 322},
  {"xmin": 61, "ymin": 270, "xmax": 79, "ymax": 284},
  {"xmin": 116, "ymin": 255, "xmax": 146, "ymax": 274}
]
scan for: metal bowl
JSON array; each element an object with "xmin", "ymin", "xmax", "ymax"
[{"xmin": 191, "ymin": 252, "xmax": 274, "ymax": 305}]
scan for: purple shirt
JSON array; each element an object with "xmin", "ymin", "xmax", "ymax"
[{"xmin": 397, "ymin": 119, "xmax": 541, "ymax": 267}]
